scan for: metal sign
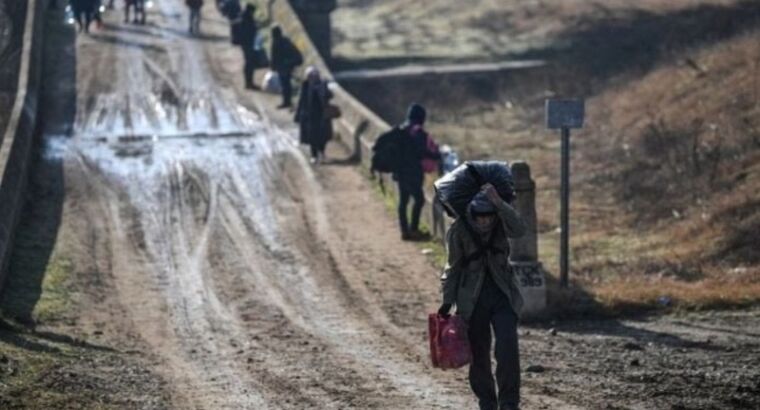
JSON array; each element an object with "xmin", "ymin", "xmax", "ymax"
[
  {"xmin": 546, "ymin": 99, "xmax": 585, "ymax": 129},
  {"xmin": 546, "ymin": 98, "xmax": 585, "ymax": 288}
]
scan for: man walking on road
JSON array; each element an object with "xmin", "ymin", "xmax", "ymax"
[
  {"xmin": 439, "ymin": 184, "xmax": 526, "ymax": 410},
  {"xmin": 270, "ymin": 26, "xmax": 303, "ymax": 109},
  {"xmin": 186, "ymin": 0, "xmax": 204, "ymax": 35}
]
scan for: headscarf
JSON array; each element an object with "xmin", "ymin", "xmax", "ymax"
[
  {"xmin": 406, "ymin": 103, "xmax": 426, "ymax": 126},
  {"xmin": 466, "ymin": 191, "xmax": 497, "ymax": 236},
  {"xmin": 304, "ymin": 66, "xmax": 327, "ymax": 104}
]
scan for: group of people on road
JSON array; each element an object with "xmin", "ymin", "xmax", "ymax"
[
  {"xmin": 227, "ymin": 11, "xmax": 526, "ymax": 406},
  {"xmin": 226, "ymin": 2, "xmax": 329, "ymax": 164},
  {"xmin": 229, "ymin": 3, "xmax": 303, "ymax": 110},
  {"xmin": 63, "ymin": 0, "xmax": 145, "ymax": 33},
  {"xmin": 61, "ymin": 0, "xmax": 527, "ymax": 406}
]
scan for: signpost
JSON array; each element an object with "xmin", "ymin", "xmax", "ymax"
[{"xmin": 546, "ymin": 99, "xmax": 585, "ymax": 288}]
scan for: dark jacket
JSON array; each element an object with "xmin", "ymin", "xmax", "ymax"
[
  {"xmin": 238, "ymin": 10, "xmax": 257, "ymax": 48},
  {"xmin": 441, "ymin": 200, "xmax": 527, "ymax": 321},
  {"xmin": 220, "ymin": 0, "xmax": 241, "ymax": 19},
  {"xmin": 393, "ymin": 125, "xmax": 439, "ymax": 187},
  {"xmin": 71, "ymin": 0, "xmax": 96, "ymax": 12},
  {"xmin": 295, "ymin": 80, "xmax": 333, "ymax": 146},
  {"xmin": 271, "ymin": 36, "xmax": 302, "ymax": 73}
]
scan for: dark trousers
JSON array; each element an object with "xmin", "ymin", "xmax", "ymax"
[
  {"xmin": 278, "ymin": 70, "xmax": 293, "ymax": 106},
  {"xmin": 242, "ymin": 47, "xmax": 255, "ymax": 87},
  {"xmin": 310, "ymin": 141, "xmax": 326, "ymax": 159},
  {"xmin": 468, "ymin": 274, "xmax": 520, "ymax": 410},
  {"xmin": 188, "ymin": 8, "xmax": 201, "ymax": 34},
  {"xmin": 397, "ymin": 181, "xmax": 424, "ymax": 234},
  {"xmin": 73, "ymin": 9, "xmax": 93, "ymax": 32}
]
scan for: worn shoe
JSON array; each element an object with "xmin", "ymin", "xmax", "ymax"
[
  {"xmin": 276, "ymin": 103, "xmax": 292, "ymax": 109},
  {"xmin": 409, "ymin": 230, "xmax": 431, "ymax": 241}
]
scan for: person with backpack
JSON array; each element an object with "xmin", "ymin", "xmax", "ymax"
[
  {"xmin": 373, "ymin": 103, "xmax": 440, "ymax": 241},
  {"xmin": 270, "ymin": 26, "xmax": 303, "ymax": 109},
  {"xmin": 295, "ymin": 66, "xmax": 334, "ymax": 164},
  {"xmin": 438, "ymin": 183, "xmax": 526, "ymax": 410},
  {"xmin": 186, "ymin": 0, "xmax": 203, "ymax": 35},
  {"xmin": 231, "ymin": 4, "xmax": 258, "ymax": 89}
]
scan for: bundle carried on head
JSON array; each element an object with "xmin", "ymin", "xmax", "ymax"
[{"xmin": 434, "ymin": 161, "xmax": 515, "ymax": 218}]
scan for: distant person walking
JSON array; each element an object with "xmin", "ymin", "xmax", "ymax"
[
  {"xmin": 393, "ymin": 103, "xmax": 440, "ymax": 240},
  {"xmin": 70, "ymin": 0, "xmax": 96, "ymax": 32},
  {"xmin": 270, "ymin": 26, "xmax": 303, "ymax": 109},
  {"xmin": 218, "ymin": 0, "xmax": 241, "ymax": 20},
  {"xmin": 295, "ymin": 66, "xmax": 334, "ymax": 164},
  {"xmin": 231, "ymin": 4, "xmax": 258, "ymax": 89},
  {"xmin": 186, "ymin": 0, "xmax": 203, "ymax": 34},
  {"xmin": 125, "ymin": 0, "xmax": 146, "ymax": 24},
  {"xmin": 439, "ymin": 184, "xmax": 526, "ymax": 410}
]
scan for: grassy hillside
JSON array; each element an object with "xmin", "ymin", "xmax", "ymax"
[{"xmin": 333, "ymin": 0, "xmax": 760, "ymax": 313}]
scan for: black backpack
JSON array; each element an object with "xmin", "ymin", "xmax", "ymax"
[
  {"xmin": 230, "ymin": 20, "xmax": 243, "ymax": 45},
  {"xmin": 371, "ymin": 127, "xmax": 405, "ymax": 173}
]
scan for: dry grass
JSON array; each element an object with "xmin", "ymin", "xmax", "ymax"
[
  {"xmin": 338, "ymin": 1, "xmax": 760, "ymax": 314},
  {"xmin": 332, "ymin": 0, "xmax": 741, "ymax": 63}
]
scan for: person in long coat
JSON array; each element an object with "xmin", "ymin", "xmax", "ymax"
[
  {"xmin": 294, "ymin": 66, "xmax": 333, "ymax": 164},
  {"xmin": 439, "ymin": 184, "xmax": 527, "ymax": 410}
]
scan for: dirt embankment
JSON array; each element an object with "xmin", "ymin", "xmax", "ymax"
[{"xmin": 334, "ymin": 0, "xmax": 760, "ymax": 312}]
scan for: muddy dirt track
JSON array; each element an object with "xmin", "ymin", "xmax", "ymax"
[
  {"xmin": 26, "ymin": 2, "xmax": 496, "ymax": 408},
  {"xmin": 4, "ymin": 1, "xmax": 759, "ymax": 409}
]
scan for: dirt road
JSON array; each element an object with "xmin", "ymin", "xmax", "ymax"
[
  {"xmin": 14, "ymin": 2, "xmax": 507, "ymax": 408},
  {"xmin": 2, "ymin": 2, "xmax": 758, "ymax": 409}
]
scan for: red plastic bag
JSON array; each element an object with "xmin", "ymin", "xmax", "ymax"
[{"xmin": 429, "ymin": 313, "xmax": 471, "ymax": 369}]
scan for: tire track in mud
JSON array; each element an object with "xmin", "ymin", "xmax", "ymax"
[{"xmin": 47, "ymin": 0, "xmax": 480, "ymax": 407}]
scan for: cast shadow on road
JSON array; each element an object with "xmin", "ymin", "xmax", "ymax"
[
  {"xmin": 89, "ymin": 32, "xmax": 166, "ymax": 54},
  {"xmin": 158, "ymin": 25, "xmax": 229, "ymax": 43},
  {"xmin": 0, "ymin": 318, "xmax": 117, "ymax": 354},
  {"xmin": 537, "ymin": 275, "xmax": 731, "ymax": 352},
  {"xmin": 101, "ymin": 21, "xmax": 229, "ymax": 44},
  {"xmin": 321, "ymin": 153, "xmax": 360, "ymax": 167},
  {"xmin": 0, "ymin": 8, "xmax": 72, "ymax": 330}
]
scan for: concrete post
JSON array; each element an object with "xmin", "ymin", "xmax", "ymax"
[
  {"xmin": 290, "ymin": 0, "xmax": 336, "ymax": 61},
  {"xmin": 509, "ymin": 161, "xmax": 547, "ymax": 318}
]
